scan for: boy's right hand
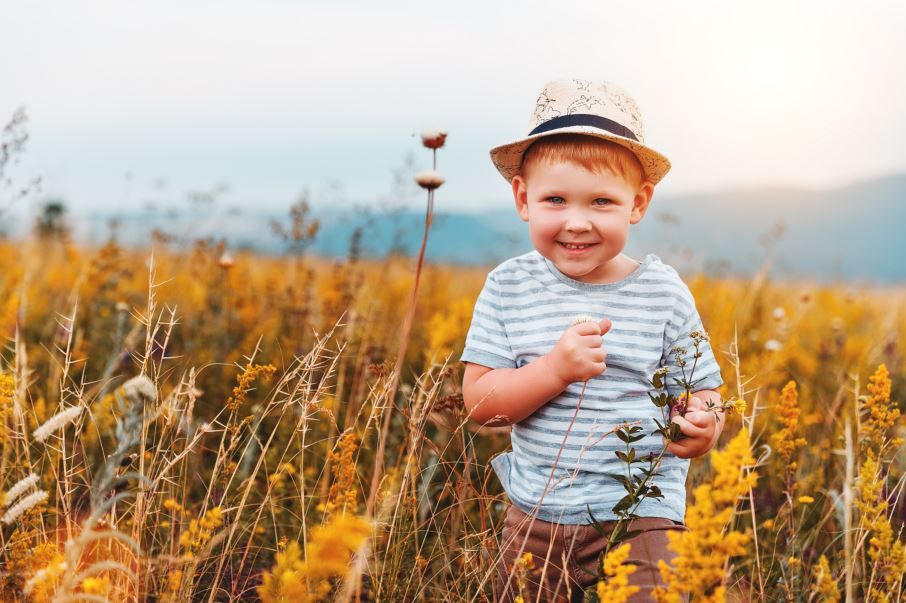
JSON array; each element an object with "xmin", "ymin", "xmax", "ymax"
[{"xmin": 547, "ymin": 318, "xmax": 612, "ymax": 385}]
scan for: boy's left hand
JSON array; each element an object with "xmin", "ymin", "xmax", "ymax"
[{"xmin": 665, "ymin": 394, "xmax": 722, "ymax": 458}]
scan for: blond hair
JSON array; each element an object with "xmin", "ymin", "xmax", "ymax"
[{"xmin": 520, "ymin": 134, "xmax": 646, "ymax": 189}]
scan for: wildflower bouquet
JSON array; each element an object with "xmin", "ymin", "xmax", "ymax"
[{"xmin": 588, "ymin": 330, "xmax": 745, "ymax": 600}]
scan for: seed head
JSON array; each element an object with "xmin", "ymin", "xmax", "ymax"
[
  {"xmin": 33, "ymin": 406, "xmax": 83, "ymax": 443},
  {"xmin": 123, "ymin": 374, "xmax": 157, "ymax": 405},
  {"xmin": 1, "ymin": 489, "xmax": 49, "ymax": 524},
  {"xmin": 414, "ymin": 170, "xmax": 445, "ymax": 191},
  {"xmin": 3, "ymin": 473, "xmax": 40, "ymax": 507},
  {"xmin": 420, "ymin": 130, "xmax": 447, "ymax": 149}
]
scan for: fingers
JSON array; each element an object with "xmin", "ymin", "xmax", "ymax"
[
  {"xmin": 578, "ymin": 334, "xmax": 606, "ymax": 348},
  {"xmin": 588, "ymin": 348, "xmax": 606, "ymax": 363},
  {"xmin": 573, "ymin": 321, "xmax": 603, "ymax": 336},
  {"xmin": 573, "ymin": 318, "xmax": 613, "ymax": 336},
  {"xmin": 685, "ymin": 396, "xmax": 705, "ymax": 412},
  {"xmin": 670, "ymin": 414, "xmax": 709, "ymax": 438},
  {"xmin": 598, "ymin": 318, "xmax": 612, "ymax": 335},
  {"xmin": 666, "ymin": 439, "xmax": 703, "ymax": 458},
  {"xmin": 684, "ymin": 410, "xmax": 714, "ymax": 428}
]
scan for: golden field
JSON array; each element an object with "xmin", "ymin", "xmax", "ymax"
[{"xmin": 0, "ymin": 233, "xmax": 904, "ymax": 602}]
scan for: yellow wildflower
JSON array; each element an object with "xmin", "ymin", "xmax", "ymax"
[
  {"xmin": 257, "ymin": 514, "xmax": 371, "ymax": 603},
  {"xmin": 596, "ymin": 543, "xmax": 640, "ymax": 603},
  {"xmin": 178, "ymin": 506, "xmax": 223, "ymax": 559},
  {"xmin": 653, "ymin": 428, "xmax": 757, "ymax": 603},
  {"xmin": 163, "ymin": 498, "xmax": 185, "ymax": 513},
  {"xmin": 425, "ymin": 297, "xmax": 473, "ymax": 362},
  {"xmin": 856, "ymin": 452, "xmax": 906, "ymax": 600},
  {"xmin": 861, "ymin": 364, "xmax": 901, "ymax": 452},
  {"xmin": 22, "ymin": 550, "xmax": 66, "ymax": 600},
  {"xmin": 81, "ymin": 575, "xmax": 111, "ymax": 594},
  {"xmin": 0, "ymin": 372, "xmax": 14, "ymax": 448},
  {"xmin": 324, "ymin": 429, "xmax": 359, "ymax": 515},
  {"xmin": 225, "ymin": 363, "xmax": 276, "ymax": 412},
  {"xmin": 728, "ymin": 398, "xmax": 747, "ymax": 415},
  {"xmin": 513, "ymin": 551, "xmax": 535, "ymax": 602},
  {"xmin": 798, "ymin": 495, "xmax": 815, "ymax": 504},
  {"xmin": 810, "ymin": 555, "xmax": 839, "ymax": 602},
  {"xmin": 771, "ymin": 381, "xmax": 807, "ymax": 473}
]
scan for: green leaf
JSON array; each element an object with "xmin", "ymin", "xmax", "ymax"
[
  {"xmin": 652, "ymin": 372, "xmax": 664, "ymax": 390},
  {"xmin": 586, "ymin": 505, "xmax": 610, "ymax": 538},
  {"xmin": 621, "ymin": 528, "xmax": 644, "ymax": 541},
  {"xmin": 607, "ymin": 473, "xmax": 633, "ymax": 493},
  {"xmin": 613, "ymin": 496, "xmax": 634, "ymax": 514}
]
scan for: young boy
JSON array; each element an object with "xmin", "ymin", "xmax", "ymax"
[{"xmin": 460, "ymin": 79, "xmax": 725, "ymax": 602}]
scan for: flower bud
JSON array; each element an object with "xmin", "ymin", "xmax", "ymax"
[
  {"xmin": 420, "ymin": 130, "xmax": 447, "ymax": 149},
  {"xmin": 414, "ymin": 170, "xmax": 445, "ymax": 191}
]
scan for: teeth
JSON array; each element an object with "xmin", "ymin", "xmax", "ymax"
[{"xmin": 562, "ymin": 243, "xmax": 591, "ymax": 249}]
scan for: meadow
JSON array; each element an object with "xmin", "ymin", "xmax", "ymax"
[{"xmin": 0, "ymin": 219, "xmax": 904, "ymax": 601}]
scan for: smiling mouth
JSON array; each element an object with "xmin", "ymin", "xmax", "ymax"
[{"xmin": 557, "ymin": 242, "xmax": 597, "ymax": 250}]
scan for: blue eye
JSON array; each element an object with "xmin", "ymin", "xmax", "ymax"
[
  {"xmin": 593, "ymin": 198, "xmax": 612, "ymax": 206},
  {"xmin": 546, "ymin": 196, "xmax": 565, "ymax": 205}
]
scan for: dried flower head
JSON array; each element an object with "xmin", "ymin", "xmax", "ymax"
[
  {"xmin": 414, "ymin": 170, "xmax": 445, "ymax": 190},
  {"xmin": 1, "ymin": 489, "xmax": 49, "ymax": 524},
  {"xmin": 420, "ymin": 130, "xmax": 447, "ymax": 149},
  {"xmin": 33, "ymin": 405, "xmax": 83, "ymax": 443},
  {"xmin": 123, "ymin": 374, "xmax": 157, "ymax": 405},
  {"xmin": 688, "ymin": 330, "xmax": 709, "ymax": 344},
  {"xmin": 3, "ymin": 473, "xmax": 40, "ymax": 507}
]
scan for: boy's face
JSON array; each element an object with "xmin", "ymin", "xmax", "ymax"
[{"xmin": 512, "ymin": 160, "xmax": 654, "ymax": 284}]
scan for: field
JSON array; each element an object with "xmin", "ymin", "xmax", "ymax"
[{"xmin": 0, "ymin": 231, "xmax": 904, "ymax": 602}]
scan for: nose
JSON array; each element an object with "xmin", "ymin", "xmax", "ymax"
[{"xmin": 564, "ymin": 208, "xmax": 592, "ymax": 233}]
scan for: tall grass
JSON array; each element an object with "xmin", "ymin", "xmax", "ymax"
[{"xmin": 0, "ymin": 233, "xmax": 904, "ymax": 601}]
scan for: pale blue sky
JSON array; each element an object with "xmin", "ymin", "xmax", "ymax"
[{"xmin": 2, "ymin": 0, "xmax": 905, "ymax": 218}]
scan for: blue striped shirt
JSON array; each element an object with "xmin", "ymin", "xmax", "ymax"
[{"xmin": 460, "ymin": 251, "xmax": 723, "ymax": 524}]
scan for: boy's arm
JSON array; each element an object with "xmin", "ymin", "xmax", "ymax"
[
  {"xmin": 665, "ymin": 389, "xmax": 724, "ymax": 458},
  {"xmin": 462, "ymin": 358, "xmax": 570, "ymax": 426},
  {"xmin": 462, "ymin": 318, "xmax": 611, "ymax": 426}
]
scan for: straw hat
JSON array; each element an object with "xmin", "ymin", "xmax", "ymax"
[{"xmin": 489, "ymin": 79, "xmax": 671, "ymax": 185}]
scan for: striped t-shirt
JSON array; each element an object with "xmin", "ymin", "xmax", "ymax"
[{"xmin": 460, "ymin": 250, "xmax": 723, "ymax": 524}]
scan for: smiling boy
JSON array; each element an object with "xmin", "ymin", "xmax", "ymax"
[{"xmin": 460, "ymin": 79, "xmax": 725, "ymax": 602}]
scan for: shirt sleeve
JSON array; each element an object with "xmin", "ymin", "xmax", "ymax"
[
  {"xmin": 661, "ymin": 304, "xmax": 724, "ymax": 397},
  {"xmin": 459, "ymin": 271, "xmax": 517, "ymax": 369}
]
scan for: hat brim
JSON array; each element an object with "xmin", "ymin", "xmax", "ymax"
[{"xmin": 489, "ymin": 126, "xmax": 671, "ymax": 185}]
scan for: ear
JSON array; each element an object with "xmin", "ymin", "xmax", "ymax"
[
  {"xmin": 629, "ymin": 181, "xmax": 654, "ymax": 224},
  {"xmin": 512, "ymin": 175, "xmax": 530, "ymax": 222}
]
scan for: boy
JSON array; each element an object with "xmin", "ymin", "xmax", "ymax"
[{"xmin": 460, "ymin": 79, "xmax": 725, "ymax": 602}]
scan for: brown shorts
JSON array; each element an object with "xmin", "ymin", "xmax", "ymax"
[{"xmin": 495, "ymin": 504, "xmax": 688, "ymax": 603}]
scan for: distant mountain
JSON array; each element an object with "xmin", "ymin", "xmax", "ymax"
[{"xmin": 6, "ymin": 173, "xmax": 905, "ymax": 283}]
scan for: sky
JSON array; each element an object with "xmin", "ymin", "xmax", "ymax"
[{"xmin": 2, "ymin": 0, "xmax": 905, "ymax": 218}]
